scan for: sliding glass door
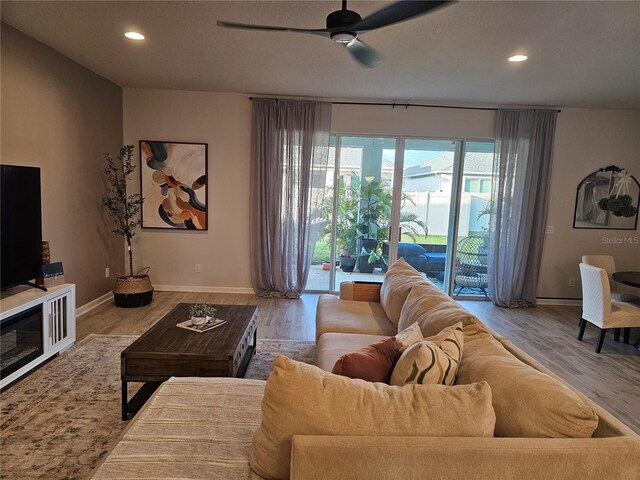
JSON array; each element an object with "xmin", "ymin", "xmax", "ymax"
[
  {"xmin": 308, "ymin": 135, "xmax": 494, "ymax": 298},
  {"xmin": 307, "ymin": 136, "xmax": 397, "ymax": 292},
  {"xmin": 451, "ymin": 142, "xmax": 494, "ymax": 298},
  {"xmin": 397, "ymin": 139, "xmax": 460, "ymax": 292}
]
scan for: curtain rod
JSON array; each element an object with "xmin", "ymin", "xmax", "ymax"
[{"xmin": 248, "ymin": 97, "xmax": 561, "ymax": 113}]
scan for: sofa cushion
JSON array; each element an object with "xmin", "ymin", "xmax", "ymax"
[
  {"xmin": 332, "ymin": 337, "xmax": 399, "ymax": 383},
  {"xmin": 250, "ymin": 356, "xmax": 496, "ymax": 480},
  {"xmin": 379, "ymin": 258, "xmax": 429, "ymax": 327},
  {"xmin": 317, "ymin": 332, "xmax": 390, "ymax": 372},
  {"xmin": 391, "ymin": 322, "xmax": 464, "ymax": 386},
  {"xmin": 395, "ymin": 322, "xmax": 424, "ymax": 352},
  {"xmin": 316, "ymin": 294, "xmax": 396, "ymax": 340},
  {"xmin": 398, "ymin": 283, "xmax": 480, "ymax": 337},
  {"xmin": 456, "ymin": 323, "xmax": 599, "ymax": 438}
]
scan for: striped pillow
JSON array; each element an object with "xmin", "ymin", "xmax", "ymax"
[{"xmin": 390, "ymin": 322, "xmax": 464, "ymax": 386}]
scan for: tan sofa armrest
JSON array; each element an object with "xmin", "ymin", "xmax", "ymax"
[
  {"xmin": 291, "ymin": 435, "xmax": 640, "ymax": 480},
  {"xmin": 339, "ymin": 281, "xmax": 382, "ymax": 302}
]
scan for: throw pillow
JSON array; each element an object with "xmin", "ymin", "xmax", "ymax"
[
  {"xmin": 398, "ymin": 283, "xmax": 480, "ymax": 337},
  {"xmin": 390, "ymin": 322, "xmax": 464, "ymax": 386},
  {"xmin": 332, "ymin": 337, "xmax": 399, "ymax": 383},
  {"xmin": 456, "ymin": 323, "xmax": 599, "ymax": 438},
  {"xmin": 379, "ymin": 258, "xmax": 428, "ymax": 327},
  {"xmin": 250, "ymin": 356, "xmax": 496, "ymax": 480},
  {"xmin": 395, "ymin": 322, "xmax": 423, "ymax": 352}
]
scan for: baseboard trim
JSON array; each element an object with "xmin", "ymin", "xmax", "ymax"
[
  {"xmin": 153, "ymin": 285, "xmax": 255, "ymax": 295},
  {"xmin": 537, "ymin": 298, "xmax": 582, "ymax": 306},
  {"xmin": 76, "ymin": 292, "xmax": 112, "ymax": 317}
]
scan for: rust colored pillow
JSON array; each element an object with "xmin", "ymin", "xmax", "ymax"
[{"xmin": 332, "ymin": 337, "xmax": 399, "ymax": 383}]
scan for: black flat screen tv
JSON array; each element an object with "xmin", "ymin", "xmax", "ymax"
[{"xmin": 1, "ymin": 165, "xmax": 43, "ymax": 290}]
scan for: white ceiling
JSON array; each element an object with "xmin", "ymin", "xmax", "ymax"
[{"xmin": 2, "ymin": 1, "xmax": 639, "ymax": 109}]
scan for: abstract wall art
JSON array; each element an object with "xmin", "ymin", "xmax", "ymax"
[
  {"xmin": 140, "ymin": 141, "xmax": 208, "ymax": 230},
  {"xmin": 573, "ymin": 165, "xmax": 639, "ymax": 230}
]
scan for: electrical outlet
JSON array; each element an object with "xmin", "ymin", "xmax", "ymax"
[
  {"xmin": 105, "ymin": 267, "xmax": 110, "ymax": 278},
  {"xmin": 195, "ymin": 264, "xmax": 201, "ymax": 273},
  {"xmin": 568, "ymin": 277, "xmax": 576, "ymax": 287},
  {"xmin": 545, "ymin": 225, "xmax": 554, "ymax": 234}
]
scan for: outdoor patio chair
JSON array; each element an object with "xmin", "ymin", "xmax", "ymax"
[{"xmin": 454, "ymin": 235, "xmax": 489, "ymax": 297}]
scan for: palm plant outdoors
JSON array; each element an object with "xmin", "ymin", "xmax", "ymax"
[
  {"xmin": 377, "ymin": 194, "xmax": 427, "ymax": 248},
  {"xmin": 321, "ymin": 173, "xmax": 427, "ymax": 266},
  {"xmin": 322, "ymin": 176, "xmax": 360, "ymax": 257}
]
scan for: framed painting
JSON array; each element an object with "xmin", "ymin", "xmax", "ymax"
[
  {"xmin": 140, "ymin": 141, "xmax": 208, "ymax": 230},
  {"xmin": 573, "ymin": 165, "xmax": 639, "ymax": 230}
]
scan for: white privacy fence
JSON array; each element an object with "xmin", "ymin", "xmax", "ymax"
[{"xmin": 403, "ymin": 192, "xmax": 491, "ymax": 236}]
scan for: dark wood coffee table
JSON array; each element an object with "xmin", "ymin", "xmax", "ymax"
[{"xmin": 121, "ymin": 303, "xmax": 258, "ymax": 420}]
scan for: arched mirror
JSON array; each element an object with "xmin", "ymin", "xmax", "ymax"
[{"xmin": 573, "ymin": 165, "xmax": 639, "ymax": 230}]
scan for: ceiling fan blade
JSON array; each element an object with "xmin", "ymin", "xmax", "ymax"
[
  {"xmin": 352, "ymin": 1, "xmax": 451, "ymax": 32},
  {"xmin": 344, "ymin": 38, "xmax": 382, "ymax": 68},
  {"xmin": 217, "ymin": 21, "xmax": 331, "ymax": 37}
]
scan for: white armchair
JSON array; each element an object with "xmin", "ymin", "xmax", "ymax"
[{"xmin": 578, "ymin": 263, "xmax": 640, "ymax": 353}]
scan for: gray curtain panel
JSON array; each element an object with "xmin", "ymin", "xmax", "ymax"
[
  {"xmin": 488, "ymin": 109, "xmax": 557, "ymax": 307},
  {"xmin": 250, "ymin": 99, "xmax": 332, "ymax": 298}
]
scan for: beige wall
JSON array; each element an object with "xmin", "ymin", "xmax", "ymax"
[
  {"xmin": 332, "ymin": 103, "xmax": 495, "ymax": 139},
  {"xmin": 1, "ymin": 24, "xmax": 124, "ymax": 307},
  {"xmin": 123, "ymin": 89, "xmax": 253, "ymax": 292},
  {"xmin": 539, "ymin": 108, "xmax": 640, "ymax": 299},
  {"xmin": 123, "ymin": 89, "xmax": 639, "ymax": 299}
]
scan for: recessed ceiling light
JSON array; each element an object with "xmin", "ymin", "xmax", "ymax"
[
  {"xmin": 508, "ymin": 54, "xmax": 528, "ymax": 63},
  {"xmin": 124, "ymin": 32, "xmax": 144, "ymax": 40}
]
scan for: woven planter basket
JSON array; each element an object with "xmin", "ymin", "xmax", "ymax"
[
  {"xmin": 113, "ymin": 275, "xmax": 153, "ymax": 294},
  {"xmin": 113, "ymin": 274, "xmax": 153, "ymax": 308}
]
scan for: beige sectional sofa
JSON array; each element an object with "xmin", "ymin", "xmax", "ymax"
[{"xmin": 93, "ymin": 263, "xmax": 640, "ymax": 480}]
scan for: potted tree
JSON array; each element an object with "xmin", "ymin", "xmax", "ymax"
[
  {"xmin": 321, "ymin": 174, "xmax": 427, "ymax": 274},
  {"xmin": 103, "ymin": 145, "xmax": 153, "ymax": 308},
  {"xmin": 355, "ymin": 178, "xmax": 387, "ymax": 273},
  {"xmin": 323, "ymin": 177, "xmax": 359, "ymax": 272}
]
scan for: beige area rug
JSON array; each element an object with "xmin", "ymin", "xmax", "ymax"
[{"xmin": 0, "ymin": 334, "xmax": 315, "ymax": 480}]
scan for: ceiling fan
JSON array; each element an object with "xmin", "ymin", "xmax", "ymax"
[{"xmin": 217, "ymin": 0, "xmax": 451, "ymax": 68}]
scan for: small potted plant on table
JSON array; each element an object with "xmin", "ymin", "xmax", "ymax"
[{"xmin": 189, "ymin": 304, "xmax": 218, "ymax": 326}]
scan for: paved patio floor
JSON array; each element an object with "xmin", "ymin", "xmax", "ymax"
[{"xmin": 306, "ymin": 263, "xmax": 447, "ymax": 292}]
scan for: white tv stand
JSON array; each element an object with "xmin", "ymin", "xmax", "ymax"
[{"xmin": 0, "ymin": 283, "xmax": 76, "ymax": 389}]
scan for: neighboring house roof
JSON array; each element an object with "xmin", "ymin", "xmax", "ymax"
[
  {"xmin": 339, "ymin": 147, "xmax": 395, "ymax": 170},
  {"xmin": 331, "ymin": 147, "xmax": 395, "ymax": 173},
  {"xmin": 328, "ymin": 148, "xmax": 492, "ymax": 178},
  {"xmin": 404, "ymin": 152, "xmax": 494, "ymax": 178}
]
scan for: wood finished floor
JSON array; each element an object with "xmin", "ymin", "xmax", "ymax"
[
  {"xmin": 77, "ymin": 291, "xmax": 640, "ymax": 433},
  {"xmin": 76, "ymin": 291, "xmax": 319, "ymax": 343}
]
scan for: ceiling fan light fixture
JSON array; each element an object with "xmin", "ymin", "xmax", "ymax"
[
  {"xmin": 508, "ymin": 54, "xmax": 528, "ymax": 63},
  {"xmin": 217, "ymin": 1, "xmax": 453, "ymax": 67},
  {"xmin": 124, "ymin": 31, "xmax": 145, "ymax": 40},
  {"xmin": 331, "ymin": 32, "xmax": 357, "ymax": 44}
]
